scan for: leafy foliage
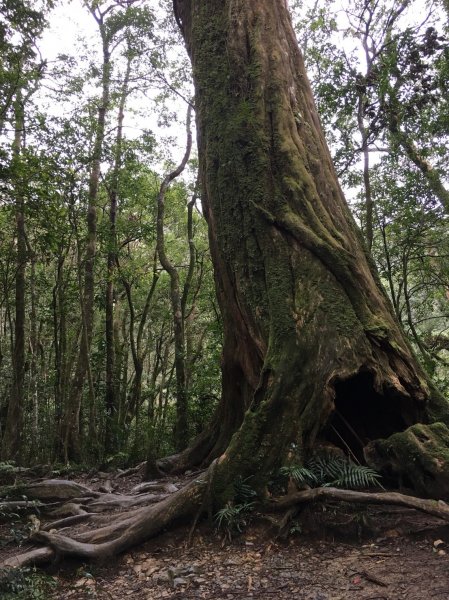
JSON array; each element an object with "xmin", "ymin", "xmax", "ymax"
[
  {"xmin": 0, "ymin": 462, "xmax": 17, "ymax": 482},
  {"xmin": 279, "ymin": 453, "xmax": 382, "ymax": 491},
  {"xmin": 215, "ymin": 501, "xmax": 255, "ymax": 536},
  {"xmin": 307, "ymin": 455, "xmax": 382, "ymax": 489},
  {"xmin": 233, "ymin": 476, "xmax": 258, "ymax": 503},
  {"xmin": 279, "ymin": 465, "xmax": 318, "ymax": 487},
  {"xmin": 215, "ymin": 477, "xmax": 257, "ymax": 538},
  {"xmin": 0, "ymin": 567, "xmax": 56, "ymax": 600}
]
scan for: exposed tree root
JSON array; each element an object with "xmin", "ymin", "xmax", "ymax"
[
  {"xmin": 270, "ymin": 487, "xmax": 449, "ymax": 522},
  {"xmin": 47, "ymin": 502, "xmax": 88, "ymax": 517},
  {"xmin": 1, "ymin": 547, "xmax": 55, "ymax": 569},
  {"xmin": 42, "ymin": 513, "xmax": 94, "ymax": 531},
  {"xmin": 21, "ymin": 480, "xmax": 92, "ymax": 500},
  {"xmin": 1, "ymin": 468, "xmax": 449, "ymax": 567},
  {"xmin": 131, "ymin": 481, "xmax": 179, "ymax": 494},
  {"xmin": 115, "ymin": 462, "xmax": 146, "ymax": 479},
  {"xmin": 98, "ymin": 480, "xmax": 115, "ymax": 493},
  {"xmin": 86, "ymin": 491, "xmax": 170, "ymax": 511},
  {"xmin": 4, "ymin": 461, "xmax": 449, "ymax": 567},
  {"xmin": 28, "ymin": 478, "xmax": 207, "ymax": 560},
  {"xmin": 0, "ymin": 500, "xmax": 43, "ymax": 512},
  {"xmin": 0, "ymin": 470, "xmax": 203, "ymax": 568}
]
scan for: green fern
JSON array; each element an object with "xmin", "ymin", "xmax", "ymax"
[
  {"xmin": 278, "ymin": 454, "xmax": 382, "ymax": 491},
  {"xmin": 214, "ymin": 477, "xmax": 257, "ymax": 537},
  {"xmin": 215, "ymin": 501, "xmax": 255, "ymax": 533},
  {"xmin": 324, "ymin": 462, "xmax": 382, "ymax": 489},
  {"xmin": 234, "ymin": 476, "xmax": 257, "ymax": 503},
  {"xmin": 279, "ymin": 465, "xmax": 317, "ymax": 486},
  {"xmin": 307, "ymin": 454, "xmax": 382, "ymax": 489}
]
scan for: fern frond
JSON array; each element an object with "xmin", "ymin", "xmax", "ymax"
[
  {"xmin": 307, "ymin": 454, "xmax": 382, "ymax": 489},
  {"xmin": 279, "ymin": 465, "xmax": 317, "ymax": 486},
  {"xmin": 234, "ymin": 476, "xmax": 257, "ymax": 502},
  {"xmin": 323, "ymin": 463, "xmax": 382, "ymax": 489},
  {"xmin": 215, "ymin": 501, "xmax": 255, "ymax": 532}
]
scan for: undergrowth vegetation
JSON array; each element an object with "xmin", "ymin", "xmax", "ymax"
[
  {"xmin": 215, "ymin": 454, "xmax": 383, "ymax": 537},
  {"xmin": 279, "ymin": 454, "xmax": 383, "ymax": 490},
  {"xmin": 0, "ymin": 567, "xmax": 56, "ymax": 600}
]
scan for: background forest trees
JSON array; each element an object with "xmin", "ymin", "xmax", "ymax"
[{"xmin": 0, "ymin": 0, "xmax": 447, "ymax": 467}]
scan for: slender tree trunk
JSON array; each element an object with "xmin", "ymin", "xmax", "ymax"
[
  {"xmin": 357, "ymin": 84, "xmax": 373, "ymax": 250},
  {"xmin": 156, "ymin": 106, "xmax": 192, "ymax": 451},
  {"xmin": 2, "ymin": 93, "xmax": 26, "ymax": 462},
  {"xmin": 120, "ymin": 261, "xmax": 159, "ymax": 437},
  {"xmin": 29, "ymin": 255, "xmax": 39, "ymax": 459},
  {"xmin": 62, "ymin": 29, "xmax": 111, "ymax": 462},
  {"xmin": 52, "ymin": 252, "xmax": 68, "ymax": 457},
  {"xmin": 171, "ymin": 0, "xmax": 449, "ymax": 497},
  {"xmin": 105, "ymin": 56, "xmax": 132, "ymax": 456},
  {"xmin": 401, "ymin": 248, "xmax": 435, "ymax": 372}
]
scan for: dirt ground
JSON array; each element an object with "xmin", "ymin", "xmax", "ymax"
[
  {"xmin": 43, "ymin": 520, "xmax": 449, "ymax": 600},
  {"xmin": 34, "ymin": 518, "xmax": 449, "ymax": 600},
  {"xmin": 3, "ymin": 510, "xmax": 448, "ymax": 599},
  {"xmin": 1, "ymin": 470, "xmax": 449, "ymax": 599}
]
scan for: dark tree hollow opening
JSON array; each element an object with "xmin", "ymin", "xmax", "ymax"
[{"xmin": 325, "ymin": 371, "xmax": 412, "ymax": 463}]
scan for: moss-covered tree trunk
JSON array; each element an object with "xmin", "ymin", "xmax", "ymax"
[{"xmin": 170, "ymin": 0, "xmax": 449, "ymax": 498}]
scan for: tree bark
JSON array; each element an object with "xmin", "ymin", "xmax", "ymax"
[
  {"xmin": 119, "ymin": 259, "xmax": 159, "ymax": 436},
  {"xmin": 52, "ymin": 251, "xmax": 68, "ymax": 458},
  {"xmin": 156, "ymin": 105, "xmax": 193, "ymax": 452},
  {"xmin": 105, "ymin": 54, "xmax": 132, "ymax": 456},
  {"xmin": 62, "ymin": 15, "xmax": 111, "ymax": 462},
  {"xmin": 172, "ymin": 0, "xmax": 449, "ymax": 496},
  {"xmin": 2, "ymin": 92, "xmax": 26, "ymax": 462}
]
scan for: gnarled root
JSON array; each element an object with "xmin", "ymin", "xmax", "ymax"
[
  {"xmin": 5, "ymin": 469, "xmax": 449, "ymax": 570},
  {"xmin": 8, "ymin": 477, "xmax": 208, "ymax": 565}
]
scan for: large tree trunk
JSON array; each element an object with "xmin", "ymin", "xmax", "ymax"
[
  {"xmin": 172, "ymin": 0, "xmax": 449, "ymax": 496},
  {"xmin": 9, "ymin": 0, "xmax": 449, "ymax": 570}
]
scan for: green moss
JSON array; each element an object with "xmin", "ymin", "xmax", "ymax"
[
  {"xmin": 427, "ymin": 384, "xmax": 449, "ymax": 426},
  {"xmin": 210, "ymin": 410, "xmax": 263, "ymax": 507},
  {"xmin": 210, "ymin": 371, "xmax": 309, "ymax": 508},
  {"xmin": 369, "ymin": 423, "xmax": 449, "ymax": 498}
]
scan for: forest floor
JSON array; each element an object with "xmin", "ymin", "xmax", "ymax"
[{"xmin": 1, "ymin": 468, "xmax": 449, "ymax": 599}]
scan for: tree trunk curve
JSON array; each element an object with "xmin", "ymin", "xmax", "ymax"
[{"xmin": 171, "ymin": 0, "xmax": 449, "ymax": 497}]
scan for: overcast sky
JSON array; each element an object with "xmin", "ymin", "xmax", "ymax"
[
  {"xmin": 39, "ymin": 1, "xmax": 194, "ymax": 174},
  {"xmin": 41, "ymin": 2, "xmax": 96, "ymax": 61}
]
